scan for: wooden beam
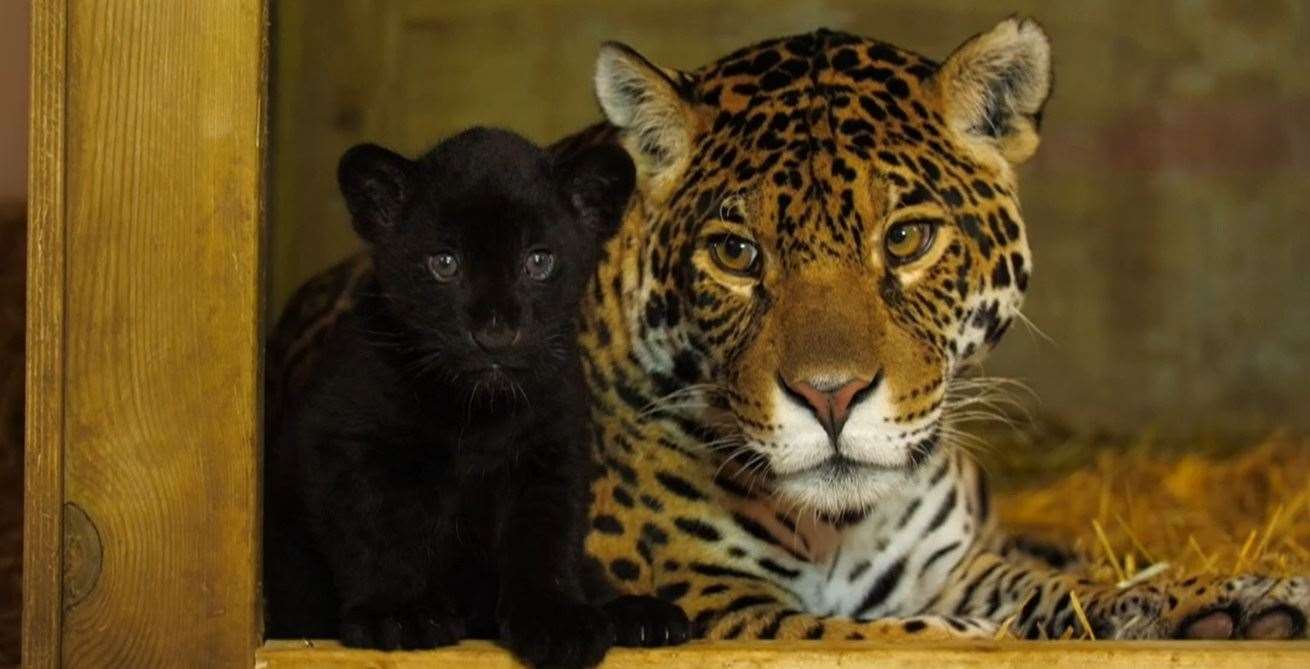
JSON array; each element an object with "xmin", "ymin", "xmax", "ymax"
[
  {"xmin": 257, "ymin": 640, "xmax": 1310, "ymax": 669},
  {"xmin": 28, "ymin": 0, "xmax": 270, "ymax": 665},
  {"xmin": 24, "ymin": 1, "xmax": 67, "ymax": 667}
]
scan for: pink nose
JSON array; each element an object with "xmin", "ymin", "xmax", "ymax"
[{"xmin": 781, "ymin": 376, "xmax": 876, "ymax": 442}]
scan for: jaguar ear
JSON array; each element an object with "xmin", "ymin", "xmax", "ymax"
[
  {"xmin": 338, "ymin": 143, "xmax": 414, "ymax": 243},
  {"xmin": 594, "ymin": 42, "xmax": 701, "ymax": 200},
  {"xmin": 559, "ymin": 143, "xmax": 636, "ymax": 241},
  {"xmin": 937, "ymin": 17, "xmax": 1052, "ymax": 166}
]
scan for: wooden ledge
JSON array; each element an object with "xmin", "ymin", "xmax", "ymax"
[{"xmin": 257, "ymin": 639, "xmax": 1310, "ymax": 668}]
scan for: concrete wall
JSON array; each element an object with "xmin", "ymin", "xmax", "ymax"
[{"xmin": 271, "ymin": 0, "xmax": 1310, "ymax": 438}]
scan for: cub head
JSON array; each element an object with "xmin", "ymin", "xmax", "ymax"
[
  {"xmin": 338, "ymin": 127, "xmax": 635, "ymax": 389},
  {"xmin": 593, "ymin": 18, "xmax": 1051, "ymax": 513}
]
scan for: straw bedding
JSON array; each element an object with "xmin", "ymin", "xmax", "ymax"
[{"xmin": 990, "ymin": 431, "xmax": 1310, "ymax": 584}]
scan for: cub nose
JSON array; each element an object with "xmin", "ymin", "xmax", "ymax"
[
  {"xmin": 474, "ymin": 325, "xmax": 521, "ymax": 353},
  {"xmin": 781, "ymin": 374, "xmax": 878, "ymax": 443}
]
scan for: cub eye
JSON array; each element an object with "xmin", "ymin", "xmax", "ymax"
[
  {"xmin": 427, "ymin": 253, "xmax": 460, "ymax": 281},
  {"xmin": 884, "ymin": 220, "xmax": 937, "ymax": 265},
  {"xmin": 708, "ymin": 235, "xmax": 762, "ymax": 277},
  {"xmin": 524, "ymin": 249, "xmax": 556, "ymax": 281}
]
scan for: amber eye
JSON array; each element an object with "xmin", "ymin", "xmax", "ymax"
[
  {"xmin": 708, "ymin": 234, "xmax": 762, "ymax": 277},
  {"xmin": 524, "ymin": 249, "xmax": 556, "ymax": 281},
  {"xmin": 427, "ymin": 252, "xmax": 460, "ymax": 281},
  {"xmin": 884, "ymin": 220, "xmax": 937, "ymax": 264}
]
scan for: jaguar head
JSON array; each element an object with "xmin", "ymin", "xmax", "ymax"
[{"xmin": 595, "ymin": 18, "xmax": 1052, "ymax": 514}]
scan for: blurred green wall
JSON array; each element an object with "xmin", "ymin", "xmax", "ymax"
[{"xmin": 270, "ymin": 0, "xmax": 1310, "ymax": 437}]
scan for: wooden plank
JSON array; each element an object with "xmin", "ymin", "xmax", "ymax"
[
  {"xmin": 24, "ymin": 1, "xmax": 67, "ymax": 667},
  {"xmin": 256, "ymin": 640, "xmax": 1310, "ymax": 669},
  {"xmin": 56, "ymin": 0, "xmax": 268, "ymax": 666}
]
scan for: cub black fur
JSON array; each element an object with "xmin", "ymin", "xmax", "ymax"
[{"xmin": 263, "ymin": 128, "xmax": 688, "ymax": 666}]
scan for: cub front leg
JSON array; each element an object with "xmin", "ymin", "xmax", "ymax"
[
  {"xmin": 305, "ymin": 439, "xmax": 467, "ymax": 650},
  {"xmin": 329, "ymin": 518, "xmax": 469, "ymax": 650},
  {"xmin": 496, "ymin": 465, "xmax": 615, "ymax": 668}
]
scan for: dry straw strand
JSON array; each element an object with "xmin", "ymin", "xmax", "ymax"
[{"xmin": 1070, "ymin": 591, "xmax": 1096, "ymax": 640}]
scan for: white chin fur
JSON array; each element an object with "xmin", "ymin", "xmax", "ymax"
[
  {"xmin": 772, "ymin": 465, "xmax": 912, "ymax": 516},
  {"xmin": 756, "ymin": 383, "xmax": 941, "ymax": 514}
]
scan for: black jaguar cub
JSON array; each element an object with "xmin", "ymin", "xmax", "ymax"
[{"xmin": 263, "ymin": 128, "xmax": 688, "ymax": 666}]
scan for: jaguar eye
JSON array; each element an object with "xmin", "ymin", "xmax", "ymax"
[
  {"xmin": 524, "ymin": 249, "xmax": 556, "ymax": 281},
  {"xmin": 884, "ymin": 220, "xmax": 937, "ymax": 264},
  {"xmin": 708, "ymin": 235, "xmax": 761, "ymax": 277},
  {"xmin": 427, "ymin": 252, "xmax": 460, "ymax": 281}
]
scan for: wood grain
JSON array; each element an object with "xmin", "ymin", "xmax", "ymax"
[
  {"xmin": 256, "ymin": 639, "xmax": 1310, "ymax": 669},
  {"xmin": 49, "ymin": 0, "xmax": 268, "ymax": 666},
  {"xmin": 24, "ymin": 1, "xmax": 67, "ymax": 667}
]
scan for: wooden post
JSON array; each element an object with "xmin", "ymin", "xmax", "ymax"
[
  {"xmin": 24, "ymin": 0, "xmax": 67, "ymax": 666},
  {"xmin": 25, "ymin": 0, "xmax": 269, "ymax": 665}
]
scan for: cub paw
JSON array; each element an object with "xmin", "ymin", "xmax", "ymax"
[
  {"xmin": 1092, "ymin": 575, "xmax": 1309, "ymax": 640},
  {"xmin": 498, "ymin": 596, "xmax": 616, "ymax": 668},
  {"xmin": 339, "ymin": 604, "xmax": 466, "ymax": 650},
  {"xmin": 603, "ymin": 594, "xmax": 691, "ymax": 647}
]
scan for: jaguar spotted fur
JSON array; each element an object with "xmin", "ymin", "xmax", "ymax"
[{"xmin": 266, "ymin": 17, "xmax": 1310, "ymax": 643}]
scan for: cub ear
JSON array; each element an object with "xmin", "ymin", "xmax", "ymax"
[
  {"xmin": 936, "ymin": 17, "xmax": 1053, "ymax": 166},
  {"xmin": 337, "ymin": 143, "xmax": 414, "ymax": 243},
  {"xmin": 559, "ymin": 143, "xmax": 636, "ymax": 241},
  {"xmin": 594, "ymin": 42, "xmax": 700, "ymax": 200}
]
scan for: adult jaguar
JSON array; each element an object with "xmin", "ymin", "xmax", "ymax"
[{"xmin": 267, "ymin": 17, "xmax": 1309, "ymax": 641}]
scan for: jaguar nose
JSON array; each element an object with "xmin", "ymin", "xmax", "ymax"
[
  {"xmin": 474, "ymin": 325, "xmax": 521, "ymax": 353},
  {"xmin": 781, "ymin": 374, "xmax": 879, "ymax": 443}
]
